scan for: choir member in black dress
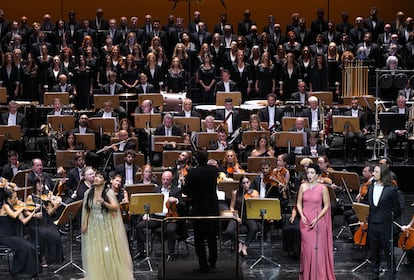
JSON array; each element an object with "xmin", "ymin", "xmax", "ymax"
[
  {"xmin": 165, "ymin": 56, "xmax": 187, "ymax": 93},
  {"xmin": 72, "ymin": 55, "xmax": 93, "ymax": 110},
  {"xmin": 196, "ymin": 54, "xmax": 216, "ymax": 104},
  {"xmin": 231, "ymin": 50, "xmax": 252, "ymax": 102}
]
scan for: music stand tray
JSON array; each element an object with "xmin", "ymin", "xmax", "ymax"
[
  {"xmin": 124, "ymin": 184, "xmax": 156, "ymax": 201},
  {"xmin": 332, "ymin": 116, "xmax": 360, "ymax": 133},
  {"xmin": 130, "ymin": 193, "xmax": 164, "ymax": 271},
  {"xmin": 44, "ymin": 92, "xmax": 70, "ymax": 105},
  {"xmin": 351, "ymin": 202, "xmax": 371, "ymax": 272},
  {"xmin": 294, "ymin": 156, "xmax": 318, "ymax": 172},
  {"xmin": 218, "ymin": 181, "xmax": 239, "ymax": 200},
  {"xmin": 93, "ymin": 94, "xmax": 120, "ymax": 110},
  {"xmin": 0, "ymin": 125, "xmax": 21, "ymax": 141},
  {"xmin": 137, "ymin": 94, "xmax": 164, "ymax": 112},
  {"xmin": 216, "ymin": 91, "xmax": 242, "ymax": 106},
  {"xmin": 47, "ymin": 115, "xmax": 75, "ymax": 132},
  {"xmin": 245, "ymin": 198, "xmax": 282, "ymax": 269},
  {"xmin": 282, "ymin": 117, "xmax": 309, "ymax": 131},
  {"xmin": 54, "ymin": 200, "xmax": 84, "ymax": 273},
  {"xmin": 89, "ymin": 117, "xmax": 117, "ymax": 134},
  {"xmin": 247, "ymin": 157, "xmax": 276, "ymax": 173},
  {"xmin": 329, "ymin": 171, "xmax": 360, "ymax": 192}
]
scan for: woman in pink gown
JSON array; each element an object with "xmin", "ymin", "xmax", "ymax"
[{"xmin": 296, "ymin": 163, "xmax": 335, "ymax": 280}]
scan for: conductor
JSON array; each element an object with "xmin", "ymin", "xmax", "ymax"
[{"xmin": 183, "ymin": 149, "xmax": 219, "ymax": 273}]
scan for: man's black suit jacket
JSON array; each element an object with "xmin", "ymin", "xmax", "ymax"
[
  {"xmin": 183, "ymin": 165, "xmax": 219, "ymax": 216},
  {"xmin": 27, "ymin": 171, "xmax": 54, "ymax": 190},
  {"xmin": 214, "ymin": 81, "xmax": 238, "ymax": 93},
  {"xmin": 215, "ymin": 109, "xmax": 241, "ymax": 132},
  {"xmin": 174, "ymin": 110, "xmax": 201, "ymax": 118},
  {"xmin": 135, "ymin": 83, "xmax": 156, "ymax": 94},
  {"xmin": 1, "ymin": 162, "xmax": 29, "ymax": 181},
  {"xmin": 154, "ymin": 125, "xmax": 182, "ymax": 136},
  {"xmin": 258, "ymin": 106, "xmax": 284, "ymax": 131},
  {"xmin": 300, "ymin": 108, "xmax": 321, "ymax": 131},
  {"xmin": 102, "ymin": 83, "xmax": 124, "ymax": 95},
  {"xmin": 344, "ymin": 109, "xmax": 369, "ymax": 131},
  {"xmin": 114, "ymin": 163, "xmax": 139, "ymax": 184}
]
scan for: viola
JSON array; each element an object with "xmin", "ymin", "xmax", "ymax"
[{"xmin": 354, "ymin": 223, "xmax": 368, "ymax": 246}]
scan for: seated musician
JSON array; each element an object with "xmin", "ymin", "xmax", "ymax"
[
  {"xmin": 300, "ymin": 96, "xmax": 324, "ymax": 137},
  {"xmin": 289, "ymin": 117, "xmax": 311, "ymax": 154},
  {"xmin": 138, "ymin": 164, "xmax": 159, "ymax": 186},
  {"xmin": 270, "ymin": 153, "xmax": 291, "ymax": 213},
  {"xmin": 0, "ymin": 100, "xmax": 27, "ymax": 158},
  {"xmin": 400, "ymin": 215, "xmax": 414, "ymax": 265},
  {"xmin": 215, "ymin": 97, "xmax": 241, "ymax": 138},
  {"xmin": 1, "ymin": 150, "xmax": 29, "ymax": 181},
  {"xmin": 258, "ymin": 93, "xmax": 284, "ymax": 133},
  {"xmin": 250, "ymin": 135, "xmax": 275, "ymax": 157},
  {"xmin": 26, "ymin": 177, "xmax": 64, "ymax": 267},
  {"xmin": 153, "ymin": 113, "xmax": 182, "ymax": 165},
  {"xmin": 343, "ymin": 165, "xmax": 373, "ymax": 235},
  {"xmin": 301, "ymin": 131, "xmax": 327, "ymax": 157},
  {"xmin": 209, "ymin": 127, "xmax": 233, "ymax": 151},
  {"xmin": 112, "ymin": 149, "xmax": 140, "ymax": 185},
  {"xmin": 66, "ymin": 154, "xmax": 86, "ymax": 198},
  {"xmin": 135, "ymin": 99, "xmax": 160, "ymax": 114},
  {"xmin": 115, "ymin": 118, "xmax": 136, "ymax": 138},
  {"xmin": 317, "ymin": 155, "xmax": 334, "ymax": 182},
  {"xmin": 175, "ymin": 98, "xmax": 201, "ymax": 118},
  {"xmin": 220, "ymin": 149, "xmax": 244, "ymax": 176},
  {"xmin": 222, "ymin": 175, "xmax": 259, "ymax": 257},
  {"xmin": 387, "ymin": 95, "xmax": 409, "ymax": 159},
  {"xmin": 95, "ymin": 100, "xmax": 119, "ymax": 120},
  {"xmin": 0, "ymin": 188, "xmax": 39, "ymax": 278},
  {"xmin": 238, "ymin": 114, "xmax": 264, "ymax": 163},
  {"xmin": 343, "ymin": 97, "xmax": 369, "ymax": 162},
  {"xmin": 110, "ymin": 174, "xmax": 129, "ymax": 204},
  {"xmin": 204, "ymin": 115, "xmax": 216, "ymax": 133},
  {"xmin": 51, "ymin": 74, "xmax": 74, "ymax": 97},
  {"xmin": 135, "ymin": 73, "xmax": 157, "ymax": 94},
  {"xmin": 172, "ymin": 151, "xmax": 191, "ymax": 189},
  {"xmin": 135, "ymin": 170, "xmax": 186, "ymax": 261},
  {"xmin": 58, "ymin": 131, "xmax": 83, "ymax": 151},
  {"xmin": 27, "ymin": 158, "xmax": 54, "ymax": 190},
  {"xmin": 290, "ymin": 81, "xmax": 309, "ymax": 106}
]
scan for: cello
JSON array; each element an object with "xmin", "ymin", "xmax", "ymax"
[{"xmin": 397, "ymin": 216, "xmax": 414, "ymax": 251}]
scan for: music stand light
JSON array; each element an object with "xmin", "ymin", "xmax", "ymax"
[
  {"xmin": 245, "ymin": 198, "xmax": 282, "ymax": 269},
  {"xmin": 130, "ymin": 193, "xmax": 164, "ymax": 271},
  {"xmin": 53, "ymin": 200, "xmax": 84, "ymax": 273}
]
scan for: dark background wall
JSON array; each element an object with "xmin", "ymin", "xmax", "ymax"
[{"xmin": 2, "ymin": 0, "xmax": 413, "ymax": 32}]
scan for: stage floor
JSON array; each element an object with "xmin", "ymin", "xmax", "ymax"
[{"xmin": 1, "ymin": 194, "xmax": 413, "ymax": 280}]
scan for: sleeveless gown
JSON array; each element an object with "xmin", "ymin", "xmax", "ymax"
[
  {"xmin": 81, "ymin": 189, "xmax": 133, "ymax": 280},
  {"xmin": 299, "ymin": 183, "xmax": 335, "ymax": 280}
]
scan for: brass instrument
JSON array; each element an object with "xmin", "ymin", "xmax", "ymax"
[
  {"xmin": 407, "ymin": 106, "xmax": 414, "ymax": 140},
  {"xmin": 370, "ymin": 99, "xmax": 387, "ymax": 160}
]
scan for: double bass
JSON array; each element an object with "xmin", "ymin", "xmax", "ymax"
[{"xmin": 397, "ymin": 216, "xmax": 414, "ymax": 251}]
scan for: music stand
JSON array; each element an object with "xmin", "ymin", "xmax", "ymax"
[
  {"xmin": 332, "ymin": 116, "xmax": 360, "ymax": 133},
  {"xmin": 0, "ymin": 87, "xmax": 7, "ymax": 104},
  {"xmin": 113, "ymin": 152, "xmax": 145, "ymax": 167},
  {"xmin": 43, "ymin": 92, "xmax": 70, "ymax": 105},
  {"xmin": 47, "ymin": 115, "xmax": 75, "ymax": 132},
  {"xmin": 56, "ymin": 150, "xmax": 85, "ymax": 168},
  {"xmin": 93, "ymin": 94, "xmax": 120, "ymax": 110},
  {"xmin": 379, "ymin": 113, "xmax": 405, "ymax": 132},
  {"xmin": 53, "ymin": 200, "xmax": 84, "ymax": 273},
  {"xmin": 351, "ymin": 202, "xmax": 371, "ymax": 272},
  {"xmin": 216, "ymin": 91, "xmax": 242, "ymax": 106},
  {"xmin": 282, "ymin": 117, "xmax": 309, "ymax": 131},
  {"xmin": 14, "ymin": 187, "xmax": 33, "ymax": 200},
  {"xmin": 233, "ymin": 172, "xmax": 260, "ymax": 183},
  {"xmin": 294, "ymin": 156, "xmax": 318, "ymax": 172},
  {"xmin": 129, "ymin": 193, "xmax": 164, "ymax": 271},
  {"xmin": 138, "ymin": 94, "xmax": 164, "ymax": 113},
  {"xmin": 218, "ymin": 181, "xmax": 239, "ymax": 200},
  {"xmin": 173, "ymin": 117, "xmax": 200, "ymax": 133},
  {"xmin": 133, "ymin": 113, "xmax": 162, "ymax": 129},
  {"xmin": 245, "ymin": 198, "xmax": 282, "ymax": 269},
  {"xmin": 162, "ymin": 150, "xmax": 192, "ymax": 168},
  {"xmin": 273, "ymin": 132, "xmax": 305, "ymax": 154},
  {"xmin": 207, "ymin": 150, "xmax": 226, "ymax": 162},
  {"xmin": 152, "ymin": 136, "xmax": 182, "ymax": 152},
  {"xmin": 11, "ymin": 168, "xmax": 32, "ymax": 187},
  {"xmin": 74, "ymin": 133, "xmax": 96, "ymax": 151},
  {"xmin": 247, "ymin": 157, "xmax": 276, "ymax": 173},
  {"xmin": 309, "ymin": 91, "xmax": 333, "ymax": 106},
  {"xmin": 0, "ymin": 125, "xmax": 21, "ymax": 141},
  {"xmin": 242, "ymin": 131, "xmax": 270, "ymax": 146},
  {"xmin": 196, "ymin": 132, "xmax": 217, "ymax": 148},
  {"xmin": 329, "ymin": 171, "xmax": 360, "ymax": 192},
  {"xmin": 89, "ymin": 117, "xmax": 117, "ymax": 136}
]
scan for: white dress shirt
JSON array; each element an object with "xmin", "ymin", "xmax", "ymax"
[{"xmin": 373, "ymin": 182, "xmax": 384, "ymax": 207}]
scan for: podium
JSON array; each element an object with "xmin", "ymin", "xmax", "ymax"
[
  {"xmin": 54, "ymin": 200, "xmax": 84, "ymax": 273},
  {"xmin": 130, "ymin": 193, "xmax": 164, "ymax": 271},
  {"xmin": 245, "ymin": 198, "xmax": 282, "ymax": 269}
]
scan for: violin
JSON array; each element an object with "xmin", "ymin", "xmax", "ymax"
[
  {"xmin": 398, "ymin": 217, "xmax": 414, "ymax": 250},
  {"xmin": 353, "ymin": 222, "xmax": 368, "ymax": 246},
  {"xmin": 166, "ymin": 200, "xmax": 179, "ymax": 222},
  {"xmin": 244, "ymin": 189, "xmax": 259, "ymax": 200},
  {"xmin": 264, "ymin": 167, "xmax": 288, "ymax": 199},
  {"xmin": 358, "ymin": 178, "xmax": 372, "ymax": 202},
  {"xmin": 55, "ymin": 167, "xmax": 67, "ymax": 197}
]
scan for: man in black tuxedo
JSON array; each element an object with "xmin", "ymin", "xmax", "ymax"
[
  {"xmin": 290, "ymin": 81, "xmax": 309, "ymax": 106},
  {"xmin": 343, "ymin": 97, "xmax": 369, "ymax": 162},
  {"xmin": 27, "ymin": 158, "xmax": 54, "ymax": 190},
  {"xmin": 214, "ymin": 69, "xmax": 238, "ymax": 93},
  {"xmin": 135, "ymin": 73, "xmax": 156, "ymax": 94},
  {"xmin": 301, "ymin": 131, "xmax": 327, "ymax": 157},
  {"xmin": 213, "ymin": 13, "xmax": 231, "ymax": 36},
  {"xmin": 154, "ymin": 113, "xmax": 182, "ymax": 137},
  {"xmin": 357, "ymin": 32, "xmax": 381, "ymax": 67},
  {"xmin": 113, "ymin": 149, "xmax": 139, "ymax": 185},
  {"xmin": 75, "ymin": 19, "xmax": 97, "ymax": 49},
  {"xmin": 0, "ymin": 100, "xmax": 27, "ymax": 156},
  {"xmin": 51, "ymin": 74, "xmax": 74, "ymax": 98},
  {"xmin": 95, "ymin": 100, "xmax": 119, "ymax": 120},
  {"xmin": 1, "ymin": 150, "xmax": 28, "ymax": 181},
  {"xmin": 363, "ymin": 7, "xmax": 385, "ymax": 42},
  {"xmin": 367, "ymin": 164, "xmax": 400, "ymax": 280},
  {"xmin": 398, "ymin": 81, "xmax": 414, "ymax": 100},
  {"xmin": 349, "ymin": 17, "xmax": 368, "ymax": 45},
  {"xmin": 102, "ymin": 71, "xmax": 123, "ymax": 94},
  {"xmin": 215, "ymin": 97, "xmax": 241, "ymax": 136},
  {"xmin": 135, "ymin": 170, "xmax": 185, "ymax": 261},
  {"xmin": 175, "ymin": 98, "xmax": 200, "ymax": 118},
  {"xmin": 237, "ymin": 9, "xmax": 256, "ymax": 36},
  {"xmin": 258, "ymin": 93, "xmax": 283, "ymax": 132},
  {"xmin": 191, "ymin": 21, "xmax": 212, "ymax": 51},
  {"xmin": 183, "ymin": 149, "xmax": 219, "ymax": 273},
  {"xmin": 66, "ymin": 154, "xmax": 85, "ymax": 198}
]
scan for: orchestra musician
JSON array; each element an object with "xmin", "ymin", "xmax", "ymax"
[
  {"xmin": 250, "ymin": 135, "xmax": 275, "ymax": 158},
  {"xmin": 387, "ymin": 95, "xmax": 410, "ymax": 159},
  {"xmin": 112, "ymin": 149, "xmax": 140, "ymax": 185},
  {"xmin": 26, "ymin": 177, "xmax": 64, "ymax": 268},
  {"xmin": 135, "ymin": 171, "xmax": 185, "ymax": 262},
  {"xmin": 215, "ymin": 97, "xmax": 242, "ymax": 136},
  {"xmin": 27, "ymin": 158, "xmax": 54, "ymax": 191},
  {"xmin": 343, "ymin": 97, "xmax": 369, "ymax": 162},
  {"xmin": 138, "ymin": 164, "xmax": 159, "ymax": 186},
  {"xmin": 289, "ymin": 117, "xmax": 311, "ymax": 157},
  {"xmin": 301, "ymin": 131, "xmax": 327, "ymax": 157},
  {"xmin": 209, "ymin": 127, "xmax": 233, "ymax": 151},
  {"xmin": 0, "ymin": 188, "xmax": 39, "ymax": 278},
  {"xmin": 172, "ymin": 151, "xmax": 191, "ymax": 189},
  {"xmin": 300, "ymin": 95, "xmax": 324, "ymax": 136},
  {"xmin": 238, "ymin": 114, "xmax": 265, "ymax": 163},
  {"xmin": 258, "ymin": 93, "xmax": 283, "ymax": 133},
  {"xmin": 203, "ymin": 115, "xmax": 216, "ymax": 133},
  {"xmin": 367, "ymin": 164, "xmax": 401, "ymax": 280},
  {"xmin": 1, "ymin": 150, "xmax": 29, "ymax": 181},
  {"xmin": 220, "ymin": 149, "xmax": 245, "ymax": 177},
  {"xmin": 109, "ymin": 173, "xmax": 129, "ymax": 204},
  {"xmin": 222, "ymin": 175, "xmax": 259, "ymax": 257}
]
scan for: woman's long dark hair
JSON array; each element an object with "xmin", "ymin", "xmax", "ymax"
[
  {"xmin": 377, "ymin": 164, "xmax": 392, "ymax": 186},
  {"xmin": 84, "ymin": 171, "xmax": 110, "ymax": 213}
]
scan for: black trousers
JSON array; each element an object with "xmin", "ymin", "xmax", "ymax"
[{"xmin": 193, "ymin": 220, "xmax": 218, "ymax": 269}]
